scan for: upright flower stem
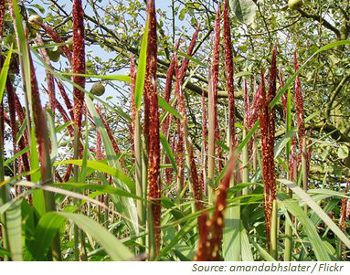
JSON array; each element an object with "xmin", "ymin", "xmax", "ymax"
[
  {"xmin": 0, "ymin": 1, "xmax": 9, "ymax": 257},
  {"xmin": 284, "ymin": 87, "xmax": 294, "ymax": 261},
  {"xmin": 294, "ymin": 51, "xmax": 307, "ymax": 212},
  {"xmin": 72, "ymin": 0, "xmax": 86, "ymax": 260},
  {"xmin": 242, "ymin": 80, "xmax": 249, "ymax": 190},
  {"xmin": 201, "ymin": 90, "xmax": 207, "ymax": 194},
  {"xmin": 0, "ymin": 102, "xmax": 8, "ymax": 258},
  {"xmin": 131, "ymin": 56, "xmax": 145, "ymax": 250},
  {"xmin": 144, "ymin": 0, "xmax": 161, "ymax": 259},
  {"xmin": 195, "ymin": 153, "xmax": 238, "ymax": 261},
  {"xmin": 0, "ymin": 103, "xmax": 9, "ymax": 259},
  {"xmin": 35, "ymin": 34, "xmax": 56, "ymax": 115},
  {"xmin": 259, "ymin": 47, "xmax": 277, "ymax": 255},
  {"xmin": 223, "ymin": 0, "xmax": 235, "ymax": 155},
  {"xmin": 222, "ymin": 0, "xmax": 241, "ymax": 260},
  {"xmin": 268, "ymin": 47, "xmax": 278, "ymax": 258},
  {"xmin": 172, "ymin": 30, "xmax": 199, "ymax": 196},
  {"xmin": 207, "ymin": 71, "xmax": 215, "ymax": 202},
  {"xmin": 207, "ymin": 4, "xmax": 220, "ymax": 203}
]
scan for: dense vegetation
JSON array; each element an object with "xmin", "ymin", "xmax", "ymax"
[{"xmin": 0, "ymin": 0, "xmax": 349, "ymax": 261}]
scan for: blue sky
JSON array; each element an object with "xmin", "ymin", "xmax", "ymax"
[
  {"xmin": 4, "ymin": 0, "xmax": 191, "ymax": 155},
  {"xmin": 30, "ymin": 0, "xmax": 187, "ymax": 99}
]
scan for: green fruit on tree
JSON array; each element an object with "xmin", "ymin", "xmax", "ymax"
[
  {"xmin": 28, "ymin": 14, "xmax": 43, "ymax": 28},
  {"xmin": 66, "ymin": 37, "xmax": 73, "ymax": 51},
  {"xmin": 288, "ymin": 0, "xmax": 303, "ymax": 10},
  {"xmin": 47, "ymin": 47, "xmax": 62, "ymax": 62},
  {"xmin": 90, "ymin": 82, "xmax": 105, "ymax": 96}
]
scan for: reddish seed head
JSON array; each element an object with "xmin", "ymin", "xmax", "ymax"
[
  {"xmin": 178, "ymin": 25, "xmax": 200, "ymax": 84},
  {"xmin": 145, "ymin": 0, "xmax": 161, "ymax": 256},
  {"xmin": 293, "ymin": 50, "xmax": 305, "ymax": 143},
  {"xmin": 195, "ymin": 153, "xmax": 238, "ymax": 261},
  {"xmin": 340, "ymin": 181, "xmax": 349, "ymax": 232},
  {"xmin": 258, "ymin": 54, "xmax": 277, "ymax": 245},
  {"xmin": 96, "ymin": 127, "xmax": 104, "ymax": 161},
  {"xmin": 39, "ymin": 23, "xmax": 73, "ymax": 63},
  {"xmin": 72, "ymin": 0, "xmax": 86, "ymax": 159},
  {"xmin": 95, "ymin": 107, "xmax": 122, "ymax": 156},
  {"xmin": 35, "ymin": 35, "xmax": 56, "ymax": 114},
  {"xmin": 0, "ymin": 0, "xmax": 5, "ymax": 37},
  {"xmin": 56, "ymin": 80, "xmax": 74, "ymax": 119},
  {"xmin": 223, "ymin": 0, "xmax": 235, "ymax": 152},
  {"xmin": 248, "ymin": 80, "xmax": 265, "ymax": 129},
  {"xmin": 189, "ymin": 142, "xmax": 203, "ymax": 211}
]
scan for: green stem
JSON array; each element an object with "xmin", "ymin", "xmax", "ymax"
[
  {"xmin": 207, "ymin": 76, "xmax": 215, "ymax": 203},
  {"xmin": 134, "ymin": 111, "xmax": 145, "ymax": 252},
  {"xmin": 0, "ymin": 104, "xmax": 9, "ymax": 260},
  {"xmin": 73, "ymin": 125, "xmax": 80, "ymax": 261},
  {"xmin": 284, "ymin": 89, "xmax": 293, "ymax": 261},
  {"xmin": 270, "ymin": 199, "xmax": 278, "ymax": 260},
  {"xmin": 242, "ymin": 127, "xmax": 249, "ymax": 194},
  {"xmin": 301, "ymin": 138, "xmax": 308, "ymax": 213}
]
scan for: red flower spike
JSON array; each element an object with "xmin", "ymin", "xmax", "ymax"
[
  {"xmin": 145, "ymin": 0, "xmax": 161, "ymax": 256},
  {"xmin": 267, "ymin": 46, "xmax": 277, "ymax": 152},
  {"xmin": 56, "ymin": 80, "xmax": 74, "ymax": 120},
  {"xmin": 28, "ymin": 53, "xmax": 53, "ymax": 185},
  {"xmin": 189, "ymin": 143, "xmax": 203, "ymax": 206},
  {"xmin": 6, "ymin": 79, "xmax": 18, "ymax": 156},
  {"xmin": 95, "ymin": 107, "xmax": 122, "ymax": 156},
  {"xmin": 223, "ymin": 0, "xmax": 235, "ymax": 152},
  {"xmin": 178, "ymin": 25, "xmax": 200, "ymax": 84},
  {"xmin": 96, "ymin": 127, "xmax": 104, "ymax": 161},
  {"xmin": 5, "ymin": 79, "xmax": 30, "ymax": 175},
  {"xmin": 212, "ymin": 5, "xmax": 221, "ymax": 170},
  {"xmin": 258, "ymin": 67, "xmax": 276, "ymax": 245},
  {"xmin": 293, "ymin": 50, "xmax": 305, "ymax": 144},
  {"xmin": 201, "ymin": 89, "xmax": 207, "ymax": 189},
  {"xmin": 161, "ymin": 42, "xmax": 179, "ymax": 136},
  {"xmin": 72, "ymin": 0, "xmax": 86, "ymax": 157},
  {"xmin": 195, "ymin": 153, "xmax": 238, "ymax": 261},
  {"xmin": 54, "ymin": 97, "xmax": 74, "ymax": 137},
  {"xmin": 339, "ymin": 181, "xmax": 349, "ymax": 232},
  {"xmin": 248, "ymin": 80, "xmax": 264, "ymax": 129},
  {"xmin": 35, "ymin": 35, "xmax": 56, "ymax": 114},
  {"xmin": 39, "ymin": 23, "xmax": 72, "ymax": 63},
  {"xmin": 0, "ymin": 0, "xmax": 5, "ymax": 37},
  {"xmin": 143, "ymin": 0, "xmax": 158, "ymax": 151},
  {"xmin": 175, "ymin": 120, "xmax": 185, "ymax": 189}
]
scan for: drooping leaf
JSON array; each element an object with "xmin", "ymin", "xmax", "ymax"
[
  {"xmin": 279, "ymin": 179, "xmax": 350, "ymax": 250},
  {"xmin": 32, "ymin": 212, "xmax": 133, "ymax": 260}
]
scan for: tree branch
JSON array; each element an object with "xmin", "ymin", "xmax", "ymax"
[{"xmin": 296, "ymin": 8, "xmax": 341, "ymax": 38}]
